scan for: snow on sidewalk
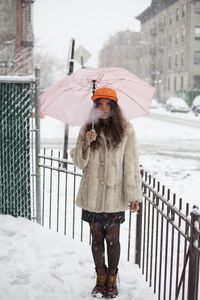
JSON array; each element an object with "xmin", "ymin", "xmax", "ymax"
[{"xmin": 0, "ymin": 215, "xmax": 156, "ymax": 300}]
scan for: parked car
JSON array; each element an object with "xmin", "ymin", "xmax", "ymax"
[
  {"xmin": 191, "ymin": 95, "xmax": 200, "ymax": 116},
  {"xmin": 166, "ymin": 97, "xmax": 190, "ymax": 113},
  {"xmin": 150, "ymin": 98, "xmax": 159, "ymax": 109}
]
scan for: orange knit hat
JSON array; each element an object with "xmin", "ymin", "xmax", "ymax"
[{"xmin": 91, "ymin": 87, "xmax": 118, "ymax": 102}]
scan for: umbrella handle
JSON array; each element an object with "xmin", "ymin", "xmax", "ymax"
[{"xmin": 92, "ymin": 80, "xmax": 96, "ymax": 96}]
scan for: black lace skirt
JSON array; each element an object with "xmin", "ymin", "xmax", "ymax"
[{"xmin": 82, "ymin": 209, "xmax": 125, "ymax": 227}]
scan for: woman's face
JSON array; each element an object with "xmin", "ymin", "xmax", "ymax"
[{"xmin": 96, "ymin": 98, "xmax": 112, "ymax": 119}]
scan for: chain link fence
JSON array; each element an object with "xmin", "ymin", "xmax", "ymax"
[{"xmin": 0, "ymin": 69, "xmax": 41, "ymax": 222}]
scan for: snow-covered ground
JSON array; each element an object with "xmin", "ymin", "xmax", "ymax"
[
  {"xmin": 0, "ymin": 215, "xmax": 156, "ymax": 300},
  {"xmin": 1, "ymin": 112, "xmax": 199, "ymax": 299}
]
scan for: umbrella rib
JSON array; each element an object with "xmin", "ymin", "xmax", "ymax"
[
  {"xmin": 98, "ymin": 79, "xmax": 124, "ymax": 87},
  {"xmin": 40, "ymin": 87, "xmax": 73, "ymax": 112},
  {"xmin": 41, "ymin": 81, "xmax": 92, "ymax": 114},
  {"xmin": 73, "ymin": 91, "xmax": 93, "ymax": 123},
  {"xmin": 73, "ymin": 81, "xmax": 90, "ymax": 90},
  {"xmin": 100, "ymin": 77, "xmax": 152, "ymax": 88},
  {"xmin": 114, "ymin": 87, "xmax": 150, "ymax": 113}
]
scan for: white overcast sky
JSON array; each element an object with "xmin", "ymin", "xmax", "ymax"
[{"xmin": 33, "ymin": 0, "xmax": 151, "ymax": 68}]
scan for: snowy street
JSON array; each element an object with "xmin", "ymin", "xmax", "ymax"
[{"xmin": 148, "ymin": 112, "xmax": 200, "ymax": 128}]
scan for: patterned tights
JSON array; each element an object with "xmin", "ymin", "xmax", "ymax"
[{"xmin": 89, "ymin": 223, "xmax": 120, "ymax": 275}]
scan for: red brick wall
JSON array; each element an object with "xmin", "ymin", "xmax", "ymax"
[{"xmin": 16, "ymin": 0, "xmax": 23, "ymax": 52}]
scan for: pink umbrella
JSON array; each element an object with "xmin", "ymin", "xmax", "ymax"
[{"xmin": 39, "ymin": 67, "xmax": 156, "ymax": 126}]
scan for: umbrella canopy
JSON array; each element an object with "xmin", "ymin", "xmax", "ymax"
[{"xmin": 39, "ymin": 67, "xmax": 156, "ymax": 126}]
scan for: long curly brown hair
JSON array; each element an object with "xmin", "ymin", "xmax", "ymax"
[{"xmin": 84, "ymin": 99, "xmax": 126, "ymax": 151}]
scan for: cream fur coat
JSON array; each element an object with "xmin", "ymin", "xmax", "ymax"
[{"xmin": 70, "ymin": 121, "xmax": 142, "ymax": 213}]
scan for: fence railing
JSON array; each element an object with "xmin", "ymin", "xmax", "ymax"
[
  {"xmin": 137, "ymin": 169, "xmax": 200, "ymax": 300},
  {"xmin": 38, "ymin": 149, "xmax": 136, "ymax": 260},
  {"xmin": 38, "ymin": 149, "xmax": 200, "ymax": 300}
]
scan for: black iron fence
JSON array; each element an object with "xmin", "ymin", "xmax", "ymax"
[
  {"xmin": 38, "ymin": 149, "xmax": 200, "ymax": 300},
  {"xmin": 38, "ymin": 149, "xmax": 135, "ymax": 257},
  {"xmin": 137, "ymin": 170, "xmax": 200, "ymax": 300}
]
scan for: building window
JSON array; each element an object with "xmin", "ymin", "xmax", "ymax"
[
  {"xmin": 182, "ymin": 28, "xmax": 185, "ymax": 42},
  {"xmin": 158, "ymin": 61, "xmax": 163, "ymax": 73},
  {"xmin": 158, "ymin": 18, "xmax": 165, "ymax": 32},
  {"xmin": 195, "ymin": 1, "xmax": 200, "ymax": 15},
  {"xmin": 181, "ymin": 52, "xmax": 184, "ymax": 66},
  {"xmin": 21, "ymin": 0, "xmax": 34, "ymax": 3},
  {"xmin": 151, "ymin": 63, "xmax": 156, "ymax": 73},
  {"xmin": 163, "ymin": 37, "xmax": 166, "ymax": 46},
  {"xmin": 168, "ymin": 78, "xmax": 170, "ymax": 91},
  {"xmin": 175, "ymin": 54, "xmax": 178, "ymax": 67},
  {"xmin": 125, "ymin": 39, "xmax": 131, "ymax": 46},
  {"xmin": 175, "ymin": 31, "xmax": 179, "ymax": 44},
  {"xmin": 195, "ymin": 27, "xmax": 200, "ymax": 40},
  {"xmin": 169, "ymin": 34, "xmax": 172, "ymax": 46},
  {"xmin": 182, "ymin": 4, "xmax": 186, "ymax": 17},
  {"xmin": 169, "ymin": 12, "xmax": 172, "ymax": 25},
  {"xmin": 193, "ymin": 75, "xmax": 200, "ymax": 89},
  {"xmin": 163, "ymin": 15, "xmax": 166, "ymax": 25},
  {"xmin": 169, "ymin": 56, "xmax": 171, "ymax": 69},
  {"xmin": 181, "ymin": 76, "xmax": 184, "ymax": 89},
  {"xmin": 174, "ymin": 77, "xmax": 177, "ymax": 90},
  {"xmin": 176, "ymin": 8, "xmax": 179, "ymax": 21},
  {"xmin": 194, "ymin": 51, "xmax": 200, "ymax": 64}
]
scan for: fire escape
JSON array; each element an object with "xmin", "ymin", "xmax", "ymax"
[{"xmin": 149, "ymin": 20, "xmax": 165, "ymax": 100}]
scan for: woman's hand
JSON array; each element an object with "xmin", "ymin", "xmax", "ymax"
[
  {"xmin": 85, "ymin": 130, "xmax": 97, "ymax": 146},
  {"xmin": 129, "ymin": 201, "xmax": 139, "ymax": 213},
  {"xmin": 82, "ymin": 130, "xmax": 97, "ymax": 154}
]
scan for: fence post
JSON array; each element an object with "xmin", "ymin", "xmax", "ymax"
[
  {"xmin": 187, "ymin": 208, "xmax": 200, "ymax": 300},
  {"xmin": 135, "ymin": 201, "xmax": 143, "ymax": 266},
  {"xmin": 63, "ymin": 38, "xmax": 75, "ymax": 166},
  {"xmin": 34, "ymin": 65, "xmax": 41, "ymax": 224}
]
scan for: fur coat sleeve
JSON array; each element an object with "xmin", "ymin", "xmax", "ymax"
[{"xmin": 70, "ymin": 125, "xmax": 91, "ymax": 170}]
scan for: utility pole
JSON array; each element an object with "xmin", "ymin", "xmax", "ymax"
[{"xmin": 63, "ymin": 38, "xmax": 75, "ymax": 164}]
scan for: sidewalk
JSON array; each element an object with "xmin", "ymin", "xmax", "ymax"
[{"xmin": 0, "ymin": 215, "xmax": 156, "ymax": 300}]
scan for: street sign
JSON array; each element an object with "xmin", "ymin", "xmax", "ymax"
[{"xmin": 74, "ymin": 46, "xmax": 91, "ymax": 67}]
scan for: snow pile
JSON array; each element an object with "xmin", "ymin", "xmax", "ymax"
[
  {"xmin": 0, "ymin": 75, "xmax": 35, "ymax": 83},
  {"xmin": 0, "ymin": 215, "xmax": 156, "ymax": 300}
]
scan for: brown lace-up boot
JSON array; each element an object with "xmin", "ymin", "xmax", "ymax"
[
  {"xmin": 106, "ymin": 269, "xmax": 118, "ymax": 298},
  {"xmin": 92, "ymin": 269, "xmax": 108, "ymax": 298}
]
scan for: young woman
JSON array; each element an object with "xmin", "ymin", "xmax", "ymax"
[{"xmin": 70, "ymin": 87, "xmax": 142, "ymax": 298}]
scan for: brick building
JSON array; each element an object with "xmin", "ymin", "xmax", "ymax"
[
  {"xmin": 0, "ymin": 0, "xmax": 34, "ymax": 75},
  {"xmin": 136, "ymin": 0, "xmax": 200, "ymax": 101}
]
